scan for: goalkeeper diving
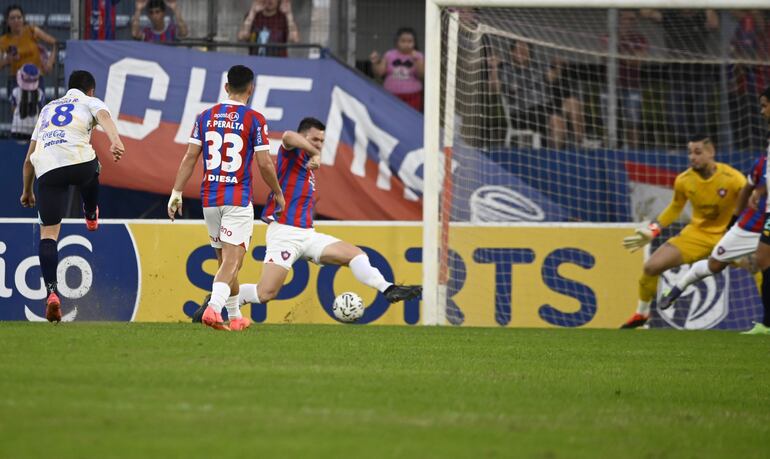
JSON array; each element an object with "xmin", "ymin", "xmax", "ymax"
[{"xmin": 621, "ymin": 134, "xmax": 746, "ymax": 328}]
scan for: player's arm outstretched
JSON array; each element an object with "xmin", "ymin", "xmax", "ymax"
[
  {"xmin": 95, "ymin": 110, "xmax": 125, "ymax": 162},
  {"xmin": 623, "ymin": 176, "xmax": 687, "ymax": 252},
  {"xmin": 167, "ymin": 143, "xmax": 202, "ymax": 221}
]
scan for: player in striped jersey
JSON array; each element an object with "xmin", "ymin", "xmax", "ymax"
[
  {"xmin": 84, "ymin": 0, "xmax": 120, "ymax": 40},
  {"xmin": 167, "ymin": 65, "xmax": 284, "ymax": 332},
  {"xmin": 658, "ymin": 154, "xmax": 766, "ymax": 310},
  {"xmin": 745, "ymin": 86, "xmax": 770, "ymax": 335},
  {"xmin": 235, "ymin": 117, "xmax": 421, "ymax": 312}
]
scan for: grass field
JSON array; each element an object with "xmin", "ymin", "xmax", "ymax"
[{"xmin": 1, "ymin": 323, "xmax": 769, "ymax": 459}]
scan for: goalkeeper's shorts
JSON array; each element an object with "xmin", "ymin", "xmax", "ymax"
[{"xmin": 666, "ymin": 226, "xmax": 722, "ymax": 265}]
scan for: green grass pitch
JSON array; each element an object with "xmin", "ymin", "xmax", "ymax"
[{"xmin": 1, "ymin": 323, "xmax": 768, "ymax": 458}]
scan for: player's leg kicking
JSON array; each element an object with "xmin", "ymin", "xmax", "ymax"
[
  {"xmin": 658, "ymin": 225, "xmax": 760, "ymax": 310},
  {"xmin": 237, "ymin": 222, "xmax": 421, "ymax": 309}
]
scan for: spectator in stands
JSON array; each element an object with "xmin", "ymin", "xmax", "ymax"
[
  {"xmin": 601, "ymin": 10, "xmax": 648, "ymax": 150},
  {"xmin": 131, "ymin": 0, "xmax": 189, "ymax": 42},
  {"xmin": 369, "ymin": 27, "xmax": 425, "ymax": 112},
  {"xmin": 84, "ymin": 0, "xmax": 121, "ymax": 40},
  {"xmin": 641, "ymin": 9, "xmax": 719, "ymax": 146},
  {"xmin": 0, "ymin": 5, "xmax": 56, "ymax": 92},
  {"xmin": 729, "ymin": 10, "xmax": 770, "ymax": 150},
  {"xmin": 10, "ymin": 63, "xmax": 44, "ymax": 139},
  {"xmin": 238, "ymin": 0, "xmax": 299, "ymax": 57},
  {"xmin": 488, "ymin": 40, "xmax": 584, "ymax": 149}
]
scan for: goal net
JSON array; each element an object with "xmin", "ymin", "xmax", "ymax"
[{"xmin": 423, "ymin": 2, "xmax": 769, "ymax": 329}]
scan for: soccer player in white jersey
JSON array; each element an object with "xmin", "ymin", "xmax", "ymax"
[
  {"xmin": 746, "ymin": 86, "xmax": 770, "ymax": 335},
  {"xmin": 19, "ymin": 70, "xmax": 125, "ymax": 323},
  {"xmin": 167, "ymin": 65, "xmax": 284, "ymax": 332}
]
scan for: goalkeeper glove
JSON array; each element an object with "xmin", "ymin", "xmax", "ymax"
[
  {"xmin": 167, "ymin": 189, "xmax": 183, "ymax": 221},
  {"xmin": 622, "ymin": 222, "xmax": 661, "ymax": 253}
]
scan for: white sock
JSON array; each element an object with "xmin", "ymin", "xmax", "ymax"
[
  {"xmin": 676, "ymin": 259, "xmax": 714, "ymax": 290},
  {"xmin": 238, "ymin": 284, "xmax": 260, "ymax": 305},
  {"xmin": 209, "ymin": 282, "xmax": 230, "ymax": 313},
  {"xmin": 225, "ymin": 295, "xmax": 241, "ymax": 319},
  {"xmin": 636, "ymin": 300, "xmax": 651, "ymax": 315},
  {"xmin": 349, "ymin": 254, "xmax": 392, "ymax": 292}
]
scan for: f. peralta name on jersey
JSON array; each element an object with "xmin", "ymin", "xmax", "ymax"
[
  {"xmin": 208, "ymin": 174, "xmax": 239, "ymax": 183},
  {"xmin": 206, "ymin": 120, "xmax": 244, "ymax": 131}
]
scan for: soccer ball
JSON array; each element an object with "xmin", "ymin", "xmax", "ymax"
[{"xmin": 333, "ymin": 292, "xmax": 364, "ymax": 323}]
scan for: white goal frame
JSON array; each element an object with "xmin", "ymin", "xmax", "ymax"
[{"xmin": 422, "ymin": 0, "xmax": 770, "ymax": 325}]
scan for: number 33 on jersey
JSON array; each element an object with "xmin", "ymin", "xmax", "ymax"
[{"xmin": 189, "ymin": 101, "xmax": 270, "ymax": 208}]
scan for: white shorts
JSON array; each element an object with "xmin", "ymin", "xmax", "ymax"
[
  {"xmin": 264, "ymin": 221, "xmax": 340, "ymax": 270},
  {"xmin": 203, "ymin": 205, "xmax": 254, "ymax": 249},
  {"xmin": 710, "ymin": 225, "xmax": 760, "ymax": 262}
]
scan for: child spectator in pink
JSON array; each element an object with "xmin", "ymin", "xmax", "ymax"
[{"xmin": 370, "ymin": 27, "xmax": 424, "ymax": 112}]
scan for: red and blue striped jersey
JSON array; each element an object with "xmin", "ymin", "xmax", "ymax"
[
  {"xmin": 738, "ymin": 155, "xmax": 766, "ymax": 233},
  {"xmin": 142, "ymin": 23, "xmax": 177, "ymax": 42},
  {"xmin": 261, "ymin": 145, "xmax": 316, "ymax": 228},
  {"xmin": 84, "ymin": 0, "xmax": 119, "ymax": 40},
  {"xmin": 189, "ymin": 100, "xmax": 270, "ymax": 208}
]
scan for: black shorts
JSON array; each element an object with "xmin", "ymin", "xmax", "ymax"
[
  {"xmin": 761, "ymin": 213, "xmax": 770, "ymax": 246},
  {"xmin": 37, "ymin": 159, "xmax": 100, "ymax": 226}
]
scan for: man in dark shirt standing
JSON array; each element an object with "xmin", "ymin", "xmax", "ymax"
[
  {"xmin": 238, "ymin": 0, "xmax": 299, "ymax": 57},
  {"xmin": 489, "ymin": 40, "xmax": 584, "ymax": 149}
]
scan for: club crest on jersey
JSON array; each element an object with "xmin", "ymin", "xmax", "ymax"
[
  {"xmin": 207, "ymin": 174, "xmax": 239, "ymax": 184},
  {"xmin": 718, "ymin": 188, "xmax": 727, "ymax": 197}
]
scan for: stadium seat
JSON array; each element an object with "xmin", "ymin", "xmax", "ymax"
[
  {"xmin": 116, "ymin": 15, "xmax": 131, "ymax": 28},
  {"xmin": 26, "ymin": 14, "xmax": 46, "ymax": 27},
  {"xmin": 47, "ymin": 14, "xmax": 72, "ymax": 28},
  {"xmin": 499, "ymin": 95, "xmax": 542, "ymax": 149}
]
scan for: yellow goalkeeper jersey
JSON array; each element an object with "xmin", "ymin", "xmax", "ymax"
[{"xmin": 657, "ymin": 162, "xmax": 746, "ymax": 235}]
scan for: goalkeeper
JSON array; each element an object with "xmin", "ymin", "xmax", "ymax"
[{"xmin": 621, "ymin": 135, "xmax": 746, "ymax": 328}]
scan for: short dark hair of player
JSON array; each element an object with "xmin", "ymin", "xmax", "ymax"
[
  {"xmin": 297, "ymin": 117, "xmax": 325, "ymax": 133},
  {"xmin": 227, "ymin": 65, "xmax": 254, "ymax": 94},
  {"xmin": 68, "ymin": 70, "xmax": 96, "ymax": 93},
  {"xmin": 761, "ymin": 86, "xmax": 770, "ymax": 101},
  {"xmin": 147, "ymin": 0, "xmax": 166, "ymax": 12},
  {"xmin": 688, "ymin": 133, "xmax": 713, "ymax": 146}
]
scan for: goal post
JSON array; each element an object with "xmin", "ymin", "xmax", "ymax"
[{"xmin": 423, "ymin": 0, "xmax": 770, "ymax": 327}]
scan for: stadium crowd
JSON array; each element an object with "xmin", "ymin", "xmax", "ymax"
[{"xmin": 1, "ymin": 3, "xmax": 769, "ymax": 151}]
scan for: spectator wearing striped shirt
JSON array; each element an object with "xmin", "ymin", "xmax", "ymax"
[
  {"xmin": 131, "ymin": 0, "xmax": 188, "ymax": 43},
  {"xmin": 238, "ymin": 0, "xmax": 299, "ymax": 58}
]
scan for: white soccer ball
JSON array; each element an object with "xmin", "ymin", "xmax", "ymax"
[{"xmin": 333, "ymin": 292, "xmax": 364, "ymax": 323}]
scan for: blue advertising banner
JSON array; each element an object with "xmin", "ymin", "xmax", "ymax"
[{"xmin": 63, "ymin": 40, "xmax": 567, "ymax": 222}]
